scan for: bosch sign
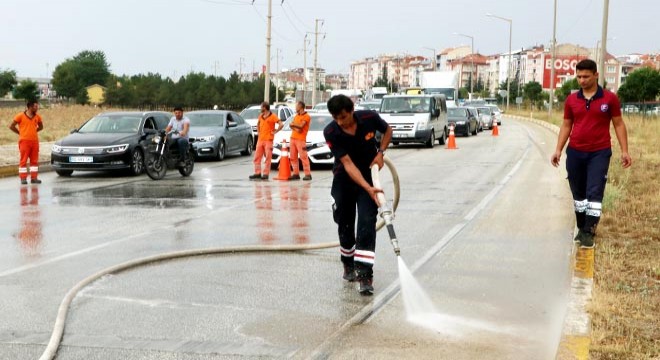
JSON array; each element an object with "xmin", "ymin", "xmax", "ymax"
[
  {"xmin": 545, "ymin": 58, "xmax": 580, "ymax": 71},
  {"xmin": 543, "ymin": 55, "xmax": 588, "ymax": 88}
]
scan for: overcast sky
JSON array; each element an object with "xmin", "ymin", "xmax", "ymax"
[{"xmin": 2, "ymin": 0, "xmax": 658, "ymax": 79}]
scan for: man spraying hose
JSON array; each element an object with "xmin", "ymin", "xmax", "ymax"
[{"xmin": 324, "ymin": 94, "xmax": 393, "ymax": 296}]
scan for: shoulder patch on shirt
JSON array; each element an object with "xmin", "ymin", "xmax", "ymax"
[
  {"xmin": 600, "ymin": 104, "xmax": 609, "ymax": 112},
  {"xmin": 364, "ymin": 132, "xmax": 375, "ymax": 140}
]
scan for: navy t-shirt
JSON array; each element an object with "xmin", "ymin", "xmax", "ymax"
[{"xmin": 323, "ymin": 110, "xmax": 389, "ymax": 178}]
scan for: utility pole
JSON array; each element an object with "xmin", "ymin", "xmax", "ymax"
[
  {"xmin": 548, "ymin": 0, "xmax": 557, "ymax": 120},
  {"xmin": 598, "ymin": 0, "xmax": 610, "ymax": 87},
  {"xmin": 264, "ymin": 0, "xmax": 272, "ymax": 102},
  {"xmin": 239, "ymin": 57, "xmax": 245, "ymax": 80},
  {"xmin": 302, "ymin": 35, "xmax": 308, "ymax": 103},
  {"xmin": 312, "ymin": 19, "xmax": 320, "ymax": 107},
  {"xmin": 275, "ymin": 48, "xmax": 280, "ymax": 103}
]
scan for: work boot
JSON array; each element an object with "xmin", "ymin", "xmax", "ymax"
[
  {"xmin": 302, "ymin": 175, "xmax": 312, "ymax": 181},
  {"xmin": 342, "ymin": 264, "xmax": 356, "ymax": 282},
  {"xmin": 288, "ymin": 174, "xmax": 301, "ymax": 180},
  {"xmin": 20, "ymin": 179, "xmax": 28, "ymax": 185},
  {"xmin": 261, "ymin": 174, "xmax": 269, "ymax": 180},
  {"xmin": 580, "ymin": 232, "xmax": 595, "ymax": 248},
  {"xmin": 248, "ymin": 173, "xmax": 262, "ymax": 180},
  {"xmin": 30, "ymin": 178, "xmax": 42, "ymax": 184},
  {"xmin": 358, "ymin": 277, "xmax": 374, "ymax": 296},
  {"xmin": 574, "ymin": 230, "xmax": 584, "ymax": 243}
]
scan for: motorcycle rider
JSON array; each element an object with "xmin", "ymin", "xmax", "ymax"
[{"xmin": 165, "ymin": 106, "xmax": 191, "ymax": 167}]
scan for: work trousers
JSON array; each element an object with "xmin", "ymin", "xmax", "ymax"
[
  {"xmin": 253, "ymin": 140, "xmax": 273, "ymax": 175},
  {"xmin": 289, "ymin": 138, "xmax": 311, "ymax": 176},
  {"xmin": 331, "ymin": 172, "xmax": 378, "ymax": 279},
  {"xmin": 18, "ymin": 140, "xmax": 39, "ymax": 180},
  {"xmin": 566, "ymin": 147, "xmax": 611, "ymax": 235}
]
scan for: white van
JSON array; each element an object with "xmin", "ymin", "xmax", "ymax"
[{"xmin": 379, "ymin": 94, "xmax": 448, "ymax": 147}]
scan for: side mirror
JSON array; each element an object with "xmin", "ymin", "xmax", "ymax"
[
  {"xmin": 431, "ymin": 108, "xmax": 439, "ymax": 117},
  {"xmin": 70, "ymin": 129, "xmax": 78, "ymax": 134},
  {"xmin": 227, "ymin": 121, "xmax": 238, "ymax": 128}
]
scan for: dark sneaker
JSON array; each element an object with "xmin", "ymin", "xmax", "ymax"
[
  {"xmin": 261, "ymin": 174, "xmax": 269, "ymax": 180},
  {"xmin": 342, "ymin": 264, "xmax": 356, "ymax": 282},
  {"xmin": 574, "ymin": 230, "xmax": 584, "ymax": 243},
  {"xmin": 30, "ymin": 179, "xmax": 42, "ymax": 184},
  {"xmin": 248, "ymin": 174, "xmax": 262, "ymax": 180},
  {"xmin": 358, "ymin": 277, "xmax": 374, "ymax": 296},
  {"xmin": 302, "ymin": 175, "xmax": 312, "ymax": 181},
  {"xmin": 288, "ymin": 174, "xmax": 301, "ymax": 180},
  {"xmin": 580, "ymin": 232, "xmax": 595, "ymax": 248},
  {"xmin": 20, "ymin": 179, "xmax": 28, "ymax": 185}
]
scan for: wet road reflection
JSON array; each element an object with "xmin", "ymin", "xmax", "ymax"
[
  {"xmin": 13, "ymin": 186, "xmax": 42, "ymax": 257},
  {"xmin": 254, "ymin": 182, "xmax": 311, "ymax": 245},
  {"xmin": 51, "ymin": 181, "xmax": 199, "ymax": 208}
]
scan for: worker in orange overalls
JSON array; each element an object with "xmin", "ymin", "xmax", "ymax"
[
  {"xmin": 249, "ymin": 102, "xmax": 283, "ymax": 181},
  {"xmin": 9, "ymin": 100, "xmax": 43, "ymax": 185},
  {"xmin": 288, "ymin": 101, "xmax": 312, "ymax": 180}
]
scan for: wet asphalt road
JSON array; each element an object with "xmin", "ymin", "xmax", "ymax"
[{"xmin": 0, "ymin": 118, "xmax": 575, "ymax": 359}]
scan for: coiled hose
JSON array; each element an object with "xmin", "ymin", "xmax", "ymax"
[{"xmin": 39, "ymin": 156, "xmax": 400, "ymax": 360}]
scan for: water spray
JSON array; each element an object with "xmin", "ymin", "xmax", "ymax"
[{"xmin": 371, "ymin": 162, "xmax": 400, "ymax": 256}]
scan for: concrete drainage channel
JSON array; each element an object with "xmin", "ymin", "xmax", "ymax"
[{"xmin": 509, "ymin": 115, "xmax": 595, "ymax": 360}]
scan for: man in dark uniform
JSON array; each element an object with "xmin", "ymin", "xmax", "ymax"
[
  {"xmin": 324, "ymin": 94, "xmax": 393, "ymax": 295},
  {"xmin": 551, "ymin": 59, "xmax": 632, "ymax": 248}
]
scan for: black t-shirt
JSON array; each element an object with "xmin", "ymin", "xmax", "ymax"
[{"xmin": 323, "ymin": 110, "xmax": 389, "ymax": 178}]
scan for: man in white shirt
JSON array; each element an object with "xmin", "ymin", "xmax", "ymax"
[{"xmin": 165, "ymin": 106, "xmax": 191, "ymax": 166}]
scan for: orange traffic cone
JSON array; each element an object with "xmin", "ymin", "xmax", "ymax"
[
  {"xmin": 491, "ymin": 119, "xmax": 499, "ymax": 136},
  {"xmin": 446, "ymin": 123, "xmax": 458, "ymax": 149},
  {"xmin": 275, "ymin": 139, "xmax": 292, "ymax": 180}
]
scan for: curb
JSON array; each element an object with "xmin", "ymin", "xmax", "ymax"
[
  {"xmin": 509, "ymin": 114, "xmax": 593, "ymax": 360},
  {"xmin": 0, "ymin": 161, "xmax": 53, "ymax": 179}
]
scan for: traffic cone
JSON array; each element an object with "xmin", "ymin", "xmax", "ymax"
[
  {"xmin": 446, "ymin": 123, "xmax": 458, "ymax": 149},
  {"xmin": 491, "ymin": 119, "xmax": 499, "ymax": 136},
  {"xmin": 275, "ymin": 139, "xmax": 292, "ymax": 180}
]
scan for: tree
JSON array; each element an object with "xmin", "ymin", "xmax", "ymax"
[
  {"xmin": 555, "ymin": 78, "xmax": 579, "ymax": 102},
  {"xmin": 0, "ymin": 69, "xmax": 17, "ymax": 97},
  {"xmin": 523, "ymin": 81, "xmax": 543, "ymax": 104},
  {"xmin": 12, "ymin": 79, "xmax": 39, "ymax": 101},
  {"xmin": 52, "ymin": 50, "xmax": 111, "ymax": 100},
  {"xmin": 617, "ymin": 67, "xmax": 660, "ymax": 103},
  {"xmin": 498, "ymin": 80, "xmax": 519, "ymax": 102}
]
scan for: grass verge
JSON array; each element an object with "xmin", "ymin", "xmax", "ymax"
[{"xmin": 510, "ymin": 108, "xmax": 659, "ymax": 359}]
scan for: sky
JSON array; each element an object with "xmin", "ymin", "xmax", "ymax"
[{"xmin": 2, "ymin": 0, "xmax": 658, "ymax": 79}]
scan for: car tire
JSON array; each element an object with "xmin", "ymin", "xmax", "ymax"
[
  {"xmin": 425, "ymin": 131, "xmax": 435, "ymax": 148},
  {"xmin": 465, "ymin": 126, "xmax": 471, "ymax": 137},
  {"xmin": 438, "ymin": 128, "xmax": 447, "ymax": 145},
  {"xmin": 392, "ymin": 141, "xmax": 399, "ymax": 146},
  {"xmin": 55, "ymin": 169, "xmax": 73, "ymax": 177},
  {"xmin": 472, "ymin": 123, "xmax": 478, "ymax": 135},
  {"xmin": 241, "ymin": 136, "xmax": 253, "ymax": 156},
  {"xmin": 129, "ymin": 148, "xmax": 144, "ymax": 176},
  {"xmin": 216, "ymin": 139, "xmax": 226, "ymax": 161}
]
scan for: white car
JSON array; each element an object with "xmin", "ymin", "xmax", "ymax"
[
  {"xmin": 270, "ymin": 113, "xmax": 335, "ymax": 166},
  {"xmin": 240, "ymin": 104, "xmax": 296, "ymax": 142}
]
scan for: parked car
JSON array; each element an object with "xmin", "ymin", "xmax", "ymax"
[
  {"xmin": 379, "ymin": 94, "xmax": 449, "ymax": 147},
  {"xmin": 623, "ymin": 105, "xmax": 640, "ymax": 113},
  {"xmin": 311, "ymin": 103, "xmax": 329, "ymax": 113},
  {"xmin": 485, "ymin": 104, "xmax": 503, "ymax": 125},
  {"xmin": 51, "ymin": 111, "xmax": 172, "ymax": 176},
  {"xmin": 476, "ymin": 107, "xmax": 495, "ymax": 129},
  {"xmin": 186, "ymin": 110, "xmax": 253, "ymax": 160},
  {"xmin": 464, "ymin": 106, "xmax": 483, "ymax": 132},
  {"xmin": 355, "ymin": 101, "xmax": 382, "ymax": 111},
  {"xmin": 447, "ymin": 108, "xmax": 478, "ymax": 136},
  {"xmin": 240, "ymin": 104, "xmax": 295, "ymax": 142},
  {"xmin": 270, "ymin": 113, "xmax": 335, "ymax": 167}
]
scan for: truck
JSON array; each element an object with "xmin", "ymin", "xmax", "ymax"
[
  {"xmin": 330, "ymin": 89, "xmax": 363, "ymax": 104},
  {"xmin": 365, "ymin": 87, "xmax": 388, "ymax": 101},
  {"xmin": 420, "ymin": 71, "xmax": 459, "ymax": 107}
]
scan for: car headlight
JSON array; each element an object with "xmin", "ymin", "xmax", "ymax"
[
  {"xmin": 52, "ymin": 144, "xmax": 63, "ymax": 153},
  {"xmin": 197, "ymin": 135, "xmax": 216, "ymax": 143},
  {"xmin": 105, "ymin": 144, "xmax": 129, "ymax": 154},
  {"xmin": 456, "ymin": 121, "xmax": 466, "ymax": 125},
  {"xmin": 417, "ymin": 121, "xmax": 429, "ymax": 130}
]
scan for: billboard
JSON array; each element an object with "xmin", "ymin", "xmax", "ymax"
[{"xmin": 543, "ymin": 55, "xmax": 589, "ymax": 89}]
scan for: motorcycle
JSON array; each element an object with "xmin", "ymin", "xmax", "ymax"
[{"xmin": 144, "ymin": 129, "xmax": 195, "ymax": 180}]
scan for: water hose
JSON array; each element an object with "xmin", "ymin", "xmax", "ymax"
[
  {"xmin": 371, "ymin": 162, "xmax": 400, "ymax": 256},
  {"xmin": 38, "ymin": 156, "xmax": 400, "ymax": 360}
]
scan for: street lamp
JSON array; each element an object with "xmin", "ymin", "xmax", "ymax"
[
  {"xmin": 486, "ymin": 13, "xmax": 512, "ymax": 111},
  {"xmin": 422, "ymin": 47, "xmax": 437, "ymax": 70},
  {"xmin": 453, "ymin": 32, "xmax": 475, "ymax": 97}
]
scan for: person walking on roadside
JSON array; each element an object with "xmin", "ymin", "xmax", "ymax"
[
  {"xmin": 249, "ymin": 102, "xmax": 283, "ymax": 181},
  {"xmin": 165, "ymin": 106, "xmax": 191, "ymax": 167},
  {"xmin": 324, "ymin": 94, "xmax": 393, "ymax": 295},
  {"xmin": 288, "ymin": 101, "xmax": 312, "ymax": 181},
  {"xmin": 551, "ymin": 59, "xmax": 632, "ymax": 248},
  {"xmin": 9, "ymin": 100, "xmax": 43, "ymax": 185}
]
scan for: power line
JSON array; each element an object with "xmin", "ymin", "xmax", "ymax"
[
  {"xmin": 280, "ymin": 3, "xmax": 305, "ymax": 37},
  {"xmin": 284, "ymin": 1, "xmax": 313, "ymax": 32},
  {"xmin": 252, "ymin": 3, "xmax": 295, "ymax": 42},
  {"xmin": 199, "ymin": 0, "xmax": 257, "ymax": 6}
]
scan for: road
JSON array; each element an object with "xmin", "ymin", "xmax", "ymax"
[{"xmin": 0, "ymin": 118, "xmax": 576, "ymax": 359}]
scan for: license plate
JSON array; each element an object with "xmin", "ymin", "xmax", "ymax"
[
  {"xmin": 393, "ymin": 133, "xmax": 406, "ymax": 138},
  {"xmin": 69, "ymin": 156, "xmax": 93, "ymax": 163}
]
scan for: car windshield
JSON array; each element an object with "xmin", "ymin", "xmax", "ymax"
[
  {"xmin": 380, "ymin": 97, "xmax": 430, "ymax": 113},
  {"xmin": 448, "ymin": 108, "xmax": 468, "ymax": 117},
  {"xmin": 477, "ymin": 108, "xmax": 492, "ymax": 115},
  {"xmin": 283, "ymin": 114, "xmax": 334, "ymax": 131},
  {"xmin": 422, "ymin": 88, "xmax": 454, "ymax": 100},
  {"xmin": 188, "ymin": 113, "xmax": 222, "ymax": 126},
  {"xmin": 486, "ymin": 106, "xmax": 501, "ymax": 113},
  {"xmin": 313, "ymin": 103, "xmax": 328, "ymax": 111},
  {"xmin": 240, "ymin": 108, "xmax": 261, "ymax": 119},
  {"xmin": 78, "ymin": 115, "xmax": 141, "ymax": 133},
  {"xmin": 360, "ymin": 102, "xmax": 381, "ymax": 110}
]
